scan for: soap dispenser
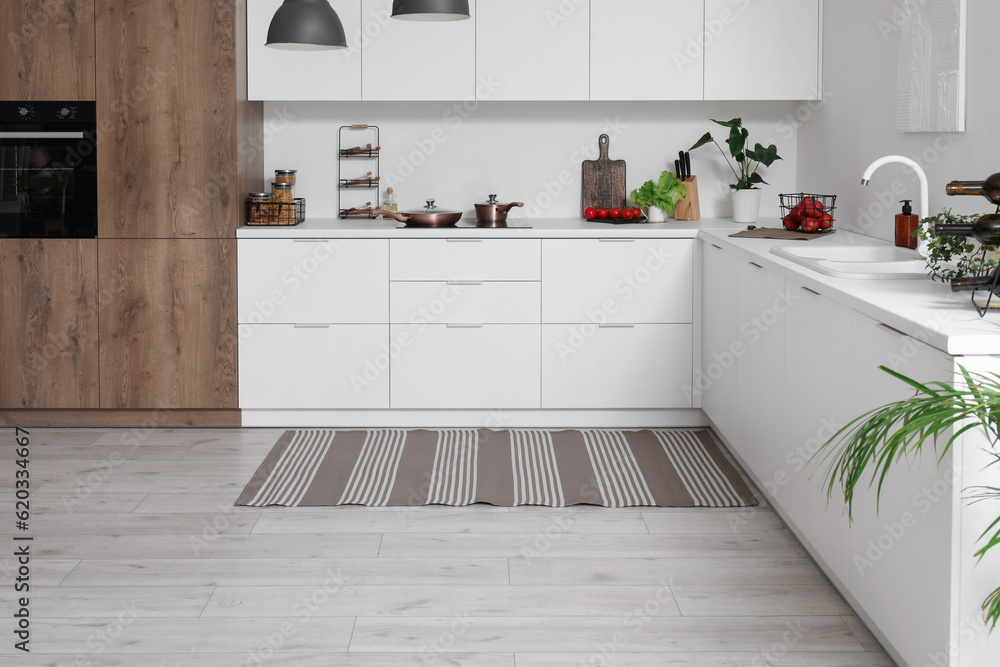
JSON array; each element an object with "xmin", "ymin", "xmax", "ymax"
[{"xmin": 895, "ymin": 199, "xmax": 919, "ymax": 250}]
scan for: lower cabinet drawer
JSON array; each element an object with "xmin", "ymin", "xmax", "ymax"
[
  {"xmin": 239, "ymin": 324, "xmax": 389, "ymax": 409},
  {"xmin": 390, "ymin": 239, "xmax": 541, "ymax": 281},
  {"xmin": 542, "ymin": 324, "xmax": 693, "ymax": 409},
  {"xmin": 390, "ymin": 324, "xmax": 540, "ymax": 409},
  {"xmin": 390, "ymin": 281, "xmax": 540, "ymax": 324}
]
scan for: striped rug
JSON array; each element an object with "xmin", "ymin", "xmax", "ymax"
[{"xmin": 236, "ymin": 429, "xmax": 758, "ymax": 508}]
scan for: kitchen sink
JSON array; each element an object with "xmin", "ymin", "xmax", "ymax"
[{"xmin": 770, "ymin": 245, "xmax": 929, "ymax": 280}]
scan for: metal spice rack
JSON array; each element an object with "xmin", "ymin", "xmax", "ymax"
[{"xmin": 338, "ymin": 124, "xmax": 382, "ymax": 219}]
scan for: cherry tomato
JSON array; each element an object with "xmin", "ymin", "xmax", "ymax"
[
  {"xmin": 632, "ymin": 208, "xmax": 644, "ymax": 218},
  {"xmin": 609, "ymin": 208, "xmax": 621, "ymax": 219},
  {"xmin": 621, "ymin": 209, "xmax": 634, "ymax": 220},
  {"xmin": 584, "ymin": 207, "xmax": 597, "ymax": 220},
  {"xmin": 597, "ymin": 209, "xmax": 609, "ymax": 219}
]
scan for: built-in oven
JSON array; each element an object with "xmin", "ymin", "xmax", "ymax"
[{"xmin": 0, "ymin": 101, "xmax": 97, "ymax": 238}]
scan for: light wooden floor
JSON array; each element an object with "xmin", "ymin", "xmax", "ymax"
[{"xmin": 0, "ymin": 428, "xmax": 895, "ymax": 666}]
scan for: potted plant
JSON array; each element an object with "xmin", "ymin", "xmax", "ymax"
[
  {"xmin": 689, "ymin": 118, "xmax": 782, "ymax": 223},
  {"xmin": 917, "ymin": 208, "xmax": 999, "ymax": 281},
  {"xmin": 815, "ymin": 365, "xmax": 1000, "ymax": 630},
  {"xmin": 630, "ymin": 171, "xmax": 687, "ymax": 223}
]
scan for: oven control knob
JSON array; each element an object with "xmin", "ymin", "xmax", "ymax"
[
  {"xmin": 18, "ymin": 106, "xmax": 30, "ymax": 117},
  {"xmin": 60, "ymin": 107, "xmax": 71, "ymax": 117}
]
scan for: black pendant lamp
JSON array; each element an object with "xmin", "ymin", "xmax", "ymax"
[
  {"xmin": 391, "ymin": 0, "xmax": 471, "ymax": 21},
  {"xmin": 266, "ymin": 0, "xmax": 348, "ymax": 50}
]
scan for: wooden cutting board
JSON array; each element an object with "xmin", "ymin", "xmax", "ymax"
[{"xmin": 581, "ymin": 134, "xmax": 627, "ymax": 215}]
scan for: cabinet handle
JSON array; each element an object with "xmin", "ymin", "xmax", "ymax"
[
  {"xmin": 748, "ymin": 261, "xmax": 763, "ymax": 269},
  {"xmin": 293, "ymin": 324, "xmax": 332, "ymax": 329},
  {"xmin": 800, "ymin": 286, "xmax": 821, "ymax": 296},
  {"xmin": 599, "ymin": 238, "xmax": 636, "ymax": 243},
  {"xmin": 292, "ymin": 239, "xmax": 330, "ymax": 243},
  {"xmin": 599, "ymin": 323, "xmax": 636, "ymax": 329},
  {"xmin": 711, "ymin": 244, "xmax": 723, "ymax": 250},
  {"xmin": 447, "ymin": 323, "xmax": 484, "ymax": 329},
  {"xmin": 877, "ymin": 322, "xmax": 910, "ymax": 338},
  {"xmin": 446, "ymin": 239, "xmax": 483, "ymax": 243},
  {"xmin": 447, "ymin": 281, "xmax": 483, "ymax": 286}
]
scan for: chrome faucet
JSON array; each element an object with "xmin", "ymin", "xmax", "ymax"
[{"xmin": 861, "ymin": 155, "xmax": 930, "ymax": 220}]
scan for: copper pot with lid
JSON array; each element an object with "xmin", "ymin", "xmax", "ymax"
[
  {"xmin": 475, "ymin": 194, "xmax": 524, "ymax": 228},
  {"xmin": 374, "ymin": 199, "xmax": 463, "ymax": 227}
]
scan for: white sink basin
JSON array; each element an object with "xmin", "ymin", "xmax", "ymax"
[{"xmin": 771, "ymin": 245, "xmax": 929, "ymax": 280}]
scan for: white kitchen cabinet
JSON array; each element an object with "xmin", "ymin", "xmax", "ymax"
[
  {"xmin": 390, "ymin": 324, "xmax": 540, "ymax": 409},
  {"xmin": 238, "ymin": 239, "xmax": 388, "ymax": 324},
  {"xmin": 390, "ymin": 239, "xmax": 541, "ymax": 282},
  {"xmin": 700, "ymin": 241, "xmax": 739, "ymax": 438},
  {"xmin": 846, "ymin": 312, "xmax": 954, "ymax": 667},
  {"xmin": 477, "ymin": 0, "xmax": 589, "ymax": 101},
  {"xmin": 542, "ymin": 239, "xmax": 693, "ymax": 324},
  {"xmin": 704, "ymin": 0, "xmax": 821, "ymax": 101},
  {"xmin": 390, "ymin": 281, "xmax": 540, "ymax": 324},
  {"xmin": 361, "ymin": 0, "xmax": 476, "ymax": 101},
  {"xmin": 734, "ymin": 258, "xmax": 787, "ymax": 483},
  {"xmin": 247, "ymin": 0, "xmax": 363, "ymax": 101},
  {"xmin": 239, "ymin": 324, "xmax": 389, "ymax": 408},
  {"xmin": 590, "ymin": 0, "xmax": 705, "ymax": 101},
  {"xmin": 780, "ymin": 280, "xmax": 852, "ymax": 587},
  {"xmin": 542, "ymin": 324, "xmax": 693, "ymax": 409}
]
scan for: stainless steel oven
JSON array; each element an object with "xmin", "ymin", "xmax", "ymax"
[{"xmin": 0, "ymin": 101, "xmax": 97, "ymax": 238}]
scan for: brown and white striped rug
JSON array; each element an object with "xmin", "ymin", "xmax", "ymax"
[{"xmin": 236, "ymin": 429, "xmax": 758, "ymax": 508}]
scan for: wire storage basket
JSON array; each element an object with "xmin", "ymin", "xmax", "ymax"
[
  {"xmin": 779, "ymin": 193, "xmax": 837, "ymax": 233},
  {"xmin": 245, "ymin": 197, "xmax": 306, "ymax": 226}
]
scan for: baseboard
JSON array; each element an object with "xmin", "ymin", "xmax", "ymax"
[
  {"xmin": 0, "ymin": 410, "xmax": 242, "ymax": 427},
  {"xmin": 240, "ymin": 409, "xmax": 710, "ymax": 429}
]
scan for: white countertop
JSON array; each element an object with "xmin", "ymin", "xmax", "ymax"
[{"xmin": 236, "ymin": 216, "xmax": 1000, "ymax": 356}]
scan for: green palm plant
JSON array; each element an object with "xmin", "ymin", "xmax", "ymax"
[{"xmin": 814, "ymin": 365, "xmax": 1000, "ymax": 629}]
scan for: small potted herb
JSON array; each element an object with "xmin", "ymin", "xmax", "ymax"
[
  {"xmin": 916, "ymin": 208, "xmax": 999, "ymax": 282},
  {"xmin": 689, "ymin": 118, "xmax": 782, "ymax": 223},
  {"xmin": 630, "ymin": 171, "xmax": 687, "ymax": 222}
]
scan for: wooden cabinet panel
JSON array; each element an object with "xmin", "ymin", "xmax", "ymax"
[
  {"xmin": 99, "ymin": 239, "xmax": 238, "ymax": 409},
  {"xmin": 96, "ymin": 0, "xmax": 250, "ymax": 238},
  {"xmin": 0, "ymin": 239, "xmax": 99, "ymax": 408},
  {"xmin": 0, "ymin": 0, "xmax": 96, "ymax": 101},
  {"xmin": 704, "ymin": 0, "xmax": 821, "ymax": 100}
]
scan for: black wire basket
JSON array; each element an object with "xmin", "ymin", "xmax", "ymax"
[
  {"xmin": 245, "ymin": 198, "xmax": 306, "ymax": 226},
  {"xmin": 779, "ymin": 193, "xmax": 837, "ymax": 233}
]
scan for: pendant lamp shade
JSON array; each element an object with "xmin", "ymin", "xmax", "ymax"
[
  {"xmin": 391, "ymin": 0, "xmax": 471, "ymax": 21},
  {"xmin": 266, "ymin": 0, "xmax": 348, "ymax": 50}
]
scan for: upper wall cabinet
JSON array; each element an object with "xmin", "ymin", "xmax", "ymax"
[
  {"xmin": 704, "ymin": 0, "xmax": 821, "ymax": 101},
  {"xmin": 0, "ymin": 0, "xmax": 96, "ymax": 101},
  {"xmin": 248, "ymin": 0, "xmax": 362, "ymax": 101},
  {"xmin": 361, "ymin": 0, "xmax": 476, "ymax": 101},
  {"xmin": 591, "ymin": 0, "xmax": 705, "ymax": 101},
  {"xmin": 477, "ymin": 0, "xmax": 589, "ymax": 101}
]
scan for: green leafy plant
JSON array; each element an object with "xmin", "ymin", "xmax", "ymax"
[
  {"xmin": 689, "ymin": 118, "xmax": 782, "ymax": 190},
  {"xmin": 917, "ymin": 208, "xmax": 999, "ymax": 282},
  {"xmin": 815, "ymin": 365, "xmax": 1000, "ymax": 630},
  {"xmin": 630, "ymin": 171, "xmax": 687, "ymax": 215}
]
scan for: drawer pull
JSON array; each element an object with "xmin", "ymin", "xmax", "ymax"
[
  {"xmin": 447, "ymin": 323, "xmax": 484, "ymax": 329},
  {"xmin": 293, "ymin": 324, "xmax": 332, "ymax": 329},
  {"xmin": 599, "ymin": 323, "xmax": 636, "ymax": 329},
  {"xmin": 711, "ymin": 243, "xmax": 723, "ymax": 250},
  {"xmin": 599, "ymin": 238, "xmax": 636, "ymax": 243},
  {"xmin": 446, "ymin": 238, "xmax": 483, "ymax": 243},
  {"xmin": 800, "ymin": 286, "xmax": 821, "ymax": 296},
  {"xmin": 877, "ymin": 322, "xmax": 910, "ymax": 338},
  {"xmin": 446, "ymin": 280, "xmax": 484, "ymax": 286},
  {"xmin": 292, "ymin": 239, "xmax": 331, "ymax": 243},
  {"xmin": 748, "ymin": 261, "xmax": 763, "ymax": 269}
]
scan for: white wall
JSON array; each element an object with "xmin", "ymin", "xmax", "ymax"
[
  {"xmin": 799, "ymin": 1, "xmax": 999, "ymax": 242},
  {"xmin": 261, "ymin": 100, "xmax": 801, "ymax": 220}
]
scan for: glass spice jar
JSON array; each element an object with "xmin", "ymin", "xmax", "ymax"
[
  {"xmin": 248, "ymin": 192, "xmax": 271, "ymax": 224},
  {"xmin": 271, "ymin": 182, "xmax": 295, "ymax": 223},
  {"xmin": 275, "ymin": 169, "xmax": 297, "ymax": 186}
]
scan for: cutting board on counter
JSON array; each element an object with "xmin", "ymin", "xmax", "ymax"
[{"xmin": 581, "ymin": 134, "xmax": 627, "ymax": 214}]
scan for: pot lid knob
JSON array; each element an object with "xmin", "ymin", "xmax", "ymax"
[
  {"xmin": 425, "ymin": 199, "xmax": 437, "ymax": 210},
  {"xmin": 488, "ymin": 194, "xmax": 499, "ymax": 204}
]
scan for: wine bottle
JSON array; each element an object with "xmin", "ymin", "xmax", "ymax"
[
  {"xmin": 946, "ymin": 173, "xmax": 1000, "ymax": 205},
  {"xmin": 934, "ymin": 215, "xmax": 1000, "ymax": 246}
]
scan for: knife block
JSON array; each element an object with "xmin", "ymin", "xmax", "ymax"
[{"xmin": 675, "ymin": 176, "xmax": 701, "ymax": 221}]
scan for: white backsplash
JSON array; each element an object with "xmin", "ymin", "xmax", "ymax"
[{"xmin": 260, "ymin": 100, "xmax": 802, "ymax": 221}]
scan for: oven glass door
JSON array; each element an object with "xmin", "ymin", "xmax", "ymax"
[{"xmin": 0, "ymin": 132, "xmax": 97, "ymax": 239}]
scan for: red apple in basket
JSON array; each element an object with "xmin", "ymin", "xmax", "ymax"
[
  {"xmin": 783, "ymin": 215, "xmax": 800, "ymax": 231},
  {"xmin": 800, "ymin": 217, "xmax": 820, "ymax": 233},
  {"xmin": 818, "ymin": 212, "xmax": 834, "ymax": 230}
]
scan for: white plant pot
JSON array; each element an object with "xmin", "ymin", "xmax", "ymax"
[
  {"xmin": 646, "ymin": 205, "xmax": 666, "ymax": 223},
  {"xmin": 731, "ymin": 189, "xmax": 762, "ymax": 224}
]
